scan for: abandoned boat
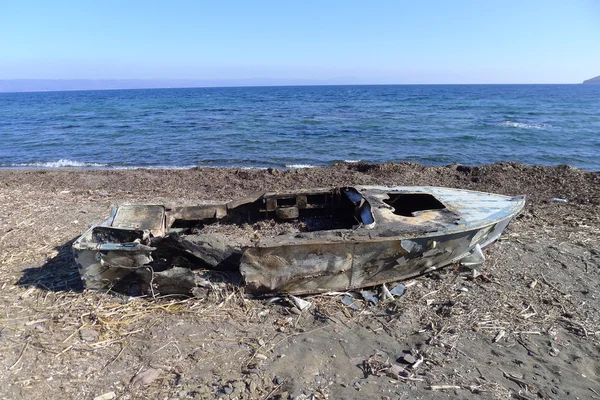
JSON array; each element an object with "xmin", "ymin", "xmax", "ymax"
[{"xmin": 72, "ymin": 186, "xmax": 525, "ymax": 296}]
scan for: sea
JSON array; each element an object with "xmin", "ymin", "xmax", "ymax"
[{"xmin": 0, "ymin": 84, "xmax": 598, "ymax": 171}]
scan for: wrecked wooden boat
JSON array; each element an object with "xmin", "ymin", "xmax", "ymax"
[{"xmin": 72, "ymin": 186, "xmax": 525, "ymax": 296}]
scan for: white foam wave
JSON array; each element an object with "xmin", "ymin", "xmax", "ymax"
[
  {"xmin": 14, "ymin": 159, "xmax": 107, "ymax": 168},
  {"xmin": 5, "ymin": 160, "xmax": 201, "ymax": 170},
  {"xmin": 497, "ymin": 121, "xmax": 549, "ymax": 129},
  {"xmin": 285, "ymin": 164, "xmax": 316, "ymax": 169},
  {"xmin": 343, "ymin": 159, "xmax": 361, "ymax": 163},
  {"xmin": 111, "ymin": 165, "xmax": 196, "ymax": 170}
]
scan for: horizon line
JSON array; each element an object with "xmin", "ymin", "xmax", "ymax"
[{"xmin": 0, "ymin": 79, "xmax": 588, "ymax": 94}]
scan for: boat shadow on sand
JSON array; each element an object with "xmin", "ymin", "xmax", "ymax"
[{"xmin": 17, "ymin": 237, "xmax": 84, "ymax": 292}]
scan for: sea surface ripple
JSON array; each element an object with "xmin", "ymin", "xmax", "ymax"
[{"xmin": 0, "ymin": 84, "xmax": 598, "ymax": 171}]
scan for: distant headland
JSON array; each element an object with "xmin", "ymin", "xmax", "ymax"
[{"xmin": 583, "ymin": 76, "xmax": 600, "ymax": 84}]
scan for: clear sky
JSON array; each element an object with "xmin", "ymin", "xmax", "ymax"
[{"xmin": 1, "ymin": 0, "xmax": 599, "ymax": 84}]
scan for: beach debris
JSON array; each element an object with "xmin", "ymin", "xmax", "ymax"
[
  {"xmin": 389, "ymin": 283, "xmax": 406, "ymax": 296},
  {"xmin": 529, "ymin": 279, "xmax": 538, "ymax": 289},
  {"xmin": 131, "ymin": 367, "xmax": 160, "ymax": 386},
  {"xmin": 360, "ymin": 290, "xmax": 379, "ymax": 305},
  {"xmin": 341, "ymin": 295, "xmax": 361, "ymax": 310},
  {"xmin": 412, "ymin": 355, "xmax": 424, "ymax": 369},
  {"xmin": 361, "ymin": 353, "xmax": 391, "ymax": 376},
  {"xmin": 274, "ymin": 376, "xmax": 285, "ymax": 385},
  {"xmin": 72, "ymin": 186, "xmax": 524, "ymax": 297},
  {"xmin": 289, "ymin": 295, "xmax": 312, "ymax": 311},
  {"xmin": 191, "ymin": 287, "xmax": 209, "ymax": 299},
  {"xmin": 380, "ymin": 283, "xmax": 394, "ymax": 300},
  {"xmin": 361, "ymin": 354, "xmax": 412, "ymax": 380},
  {"xmin": 460, "ymin": 243, "xmax": 485, "ymax": 267},
  {"xmin": 549, "ymin": 346, "xmax": 560, "ymax": 357},
  {"xmin": 428, "ymin": 385, "xmax": 461, "ymax": 391},
  {"xmin": 551, "ymin": 197, "xmax": 569, "ymax": 203},
  {"xmin": 386, "ymin": 363, "xmax": 406, "ymax": 379},
  {"xmin": 257, "ymin": 309, "xmax": 270, "ymax": 318},
  {"xmin": 493, "ymin": 330, "xmax": 506, "ymax": 343}
]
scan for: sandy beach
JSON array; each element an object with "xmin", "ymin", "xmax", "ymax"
[{"xmin": 0, "ymin": 162, "xmax": 598, "ymax": 399}]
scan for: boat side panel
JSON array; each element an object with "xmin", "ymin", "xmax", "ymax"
[
  {"xmin": 241, "ymin": 243, "xmax": 355, "ymax": 294},
  {"xmin": 240, "ymin": 229, "xmax": 483, "ymax": 295}
]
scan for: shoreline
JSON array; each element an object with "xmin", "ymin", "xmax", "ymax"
[{"xmin": 0, "ymin": 160, "xmax": 598, "ymax": 173}]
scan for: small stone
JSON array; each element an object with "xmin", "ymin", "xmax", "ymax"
[
  {"xmin": 255, "ymin": 353, "xmax": 268, "ymax": 360},
  {"xmin": 386, "ymin": 364, "xmax": 406, "ymax": 378},
  {"xmin": 223, "ymin": 386, "xmax": 233, "ymax": 395},
  {"xmin": 191, "ymin": 287, "xmax": 209, "ymax": 299},
  {"xmin": 275, "ymin": 376, "xmax": 284, "ymax": 385},
  {"xmin": 232, "ymin": 381, "xmax": 245, "ymax": 389},
  {"xmin": 249, "ymin": 380, "xmax": 258, "ymax": 395},
  {"xmin": 549, "ymin": 347, "xmax": 560, "ymax": 357},
  {"xmin": 79, "ymin": 329, "xmax": 99, "ymax": 342},
  {"xmin": 401, "ymin": 354, "xmax": 417, "ymax": 364},
  {"xmin": 131, "ymin": 368, "xmax": 160, "ymax": 386},
  {"xmin": 93, "ymin": 392, "xmax": 116, "ymax": 400}
]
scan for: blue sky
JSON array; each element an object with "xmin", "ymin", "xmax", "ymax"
[{"xmin": 1, "ymin": 0, "xmax": 599, "ymax": 83}]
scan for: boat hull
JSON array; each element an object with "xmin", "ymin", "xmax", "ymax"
[
  {"xmin": 71, "ymin": 186, "xmax": 525, "ymax": 295},
  {"xmin": 240, "ymin": 216, "xmax": 510, "ymax": 295}
]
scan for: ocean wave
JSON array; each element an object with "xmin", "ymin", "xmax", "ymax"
[
  {"xmin": 285, "ymin": 164, "xmax": 316, "ymax": 169},
  {"xmin": 343, "ymin": 159, "xmax": 361, "ymax": 163},
  {"xmin": 110, "ymin": 165, "xmax": 197, "ymax": 170},
  {"xmin": 497, "ymin": 120, "xmax": 549, "ymax": 129},
  {"xmin": 3, "ymin": 160, "xmax": 201, "ymax": 169},
  {"xmin": 11, "ymin": 159, "xmax": 108, "ymax": 168}
]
